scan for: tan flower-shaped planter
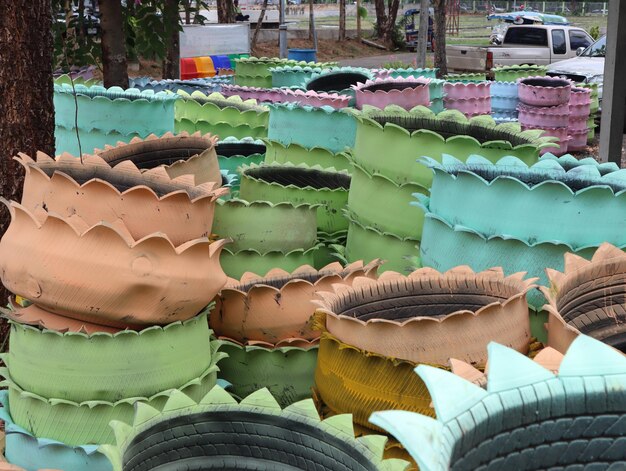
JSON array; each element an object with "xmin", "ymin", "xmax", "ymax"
[
  {"xmin": 210, "ymin": 261, "xmax": 380, "ymax": 345},
  {"xmin": 542, "ymin": 242, "xmax": 626, "ymax": 353},
  {"xmin": 0, "ymin": 200, "xmax": 228, "ymax": 327},
  {"xmin": 17, "ymin": 152, "xmax": 227, "ymax": 246},
  {"xmin": 315, "ymin": 267, "xmax": 535, "ymax": 365},
  {"xmin": 95, "ymin": 132, "xmax": 222, "ymax": 186}
]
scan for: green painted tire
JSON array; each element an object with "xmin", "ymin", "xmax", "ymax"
[{"xmin": 220, "ymin": 245, "xmax": 321, "ymax": 279}]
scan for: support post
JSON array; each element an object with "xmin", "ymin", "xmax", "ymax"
[
  {"xmin": 599, "ymin": 0, "xmax": 626, "ymax": 165},
  {"xmin": 356, "ymin": 0, "xmax": 361, "ymax": 39},
  {"xmin": 279, "ymin": 0, "xmax": 287, "ymax": 58},
  {"xmin": 416, "ymin": 0, "xmax": 429, "ymax": 68}
]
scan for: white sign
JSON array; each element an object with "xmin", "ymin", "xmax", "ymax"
[{"xmin": 180, "ymin": 24, "xmax": 250, "ymax": 58}]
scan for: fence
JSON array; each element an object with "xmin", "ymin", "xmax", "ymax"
[{"xmin": 455, "ymin": 1, "xmax": 608, "ymax": 14}]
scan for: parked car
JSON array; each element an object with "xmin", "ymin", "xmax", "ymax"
[
  {"xmin": 446, "ymin": 24, "xmax": 593, "ymax": 73},
  {"xmin": 54, "ymin": 8, "xmax": 100, "ymax": 37},
  {"xmin": 547, "ymin": 35, "xmax": 606, "ymax": 105}
]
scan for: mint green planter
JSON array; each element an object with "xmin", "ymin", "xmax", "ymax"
[
  {"xmin": 492, "ymin": 64, "xmax": 548, "ymax": 82},
  {"xmin": 220, "ymin": 245, "xmax": 321, "ymax": 279},
  {"xmin": 218, "ymin": 340, "xmax": 319, "ymax": 407},
  {"xmin": 378, "ymin": 68, "xmax": 438, "ymax": 80},
  {"xmin": 351, "ymin": 107, "xmax": 553, "ymax": 186},
  {"xmin": 234, "ymin": 75, "xmax": 274, "ymax": 88},
  {"xmin": 54, "ymin": 84, "xmax": 177, "ymax": 155},
  {"xmin": 0, "ymin": 392, "xmax": 112, "ymax": 471},
  {"xmin": 271, "ymin": 66, "xmax": 323, "ymax": 88},
  {"xmin": 444, "ymin": 73, "xmax": 487, "ymax": 83},
  {"xmin": 348, "ymin": 163, "xmax": 428, "ymax": 239},
  {"xmin": 175, "ymin": 118, "xmax": 267, "ymax": 140},
  {"xmin": 264, "ymin": 140, "xmax": 353, "ymax": 172},
  {"xmin": 239, "ymin": 163, "xmax": 350, "ymax": 234},
  {"xmin": 344, "ymin": 212, "xmax": 419, "ymax": 274},
  {"xmin": 1, "ymin": 342, "xmax": 225, "ymax": 446},
  {"xmin": 213, "ymin": 199, "xmax": 318, "ymax": 252},
  {"xmin": 424, "ymin": 154, "xmax": 626, "ymax": 249},
  {"xmin": 234, "ymin": 57, "xmax": 298, "ymax": 78},
  {"xmin": 268, "ymin": 103, "xmax": 357, "ymax": 154},
  {"xmin": 304, "ymin": 67, "xmax": 374, "ymax": 104},
  {"xmin": 175, "ymin": 91, "xmax": 269, "ymax": 128},
  {"xmin": 418, "ymin": 211, "xmax": 602, "ymax": 310},
  {"xmin": 370, "ymin": 336, "xmax": 626, "ymax": 471},
  {"xmin": 216, "ymin": 137, "xmax": 266, "ymax": 190},
  {"xmin": 3, "ymin": 311, "xmax": 214, "ymax": 403}
]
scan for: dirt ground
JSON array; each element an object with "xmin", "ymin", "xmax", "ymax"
[{"xmin": 253, "ymin": 38, "xmax": 393, "ymax": 63}]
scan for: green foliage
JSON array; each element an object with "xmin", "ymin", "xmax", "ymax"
[
  {"xmin": 52, "ymin": 0, "xmax": 210, "ymax": 70},
  {"xmin": 382, "ymin": 60, "xmax": 413, "ymax": 69},
  {"xmin": 589, "ymin": 25, "xmax": 600, "ymax": 40},
  {"xmin": 357, "ymin": 5, "xmax": 368, "ymax": 19}
]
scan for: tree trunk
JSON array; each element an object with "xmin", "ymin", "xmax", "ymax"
[
  {"xmin": 309, "ymin": 0, "xmax": 315, "ymax": 40},
  {"xmin": 99, "ymin": 0, "xmax": 129, "ymax": 88},
  {"xmin": 163, "ymin": 0, "xmax": 181, "ymax": 79},
  {"xmin": 218, "ymin": 0, "xmax": 235, "ymax": 23},
  {"xmin": 252, "ymin": 0, "xmax": 270, "ymax": 49},
  {"xmin": 339, "ymin": 0, "xmax": 346, "ymax": 40},
  {"xmin": 415, "ymin": 0, "xmax": 429, "ymax": 67},
  {"xmin": 433, "ymin": 0, "xmax": 447, "ymax": 77},
  {"xmin": 381, "ymin": 0, "xmax": 400, "ymax": 46},
  {"xmin": 373, "ymin": 0, "xmax": 387, "ymax": 40},
  {"xmin": 0, "ymin": 0, "xmax": 56, "ymax": 349}
]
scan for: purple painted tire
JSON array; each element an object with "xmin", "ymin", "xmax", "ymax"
[
  {"xmin": 518, "ymin": 103, "xmax": 569, "ymax": 128},
  {"xmin": 518, "ymin": 77, "xmax": 571, "ymax": 106}
]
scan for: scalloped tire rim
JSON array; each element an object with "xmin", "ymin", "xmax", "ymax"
[
  {"xmin": 220, "ymin": 248, "xmax": 318, "ymax": 279},
  {"xmin": 315, "ymin": 334, "xmax": 433, "ymax": 433},
  {"xmin": 6, "ymin": 314, "xmax": 213, "ymax": 402},
  {"xmin": 123, "ymin": 409, "xmax": 379, "ymax": 471}
]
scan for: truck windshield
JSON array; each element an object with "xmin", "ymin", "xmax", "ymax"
[
  {"xmin": 503, "ymin": 27, "xmax": 548, "ymax": 46},
  {"xmin": 581, "ymin": 36, "xmax": 606, "ymax": 57}
]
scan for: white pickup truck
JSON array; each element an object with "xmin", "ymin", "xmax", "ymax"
[{"xmin": 446, "ymin": 24, "xmax": 593, "ymax": 73}]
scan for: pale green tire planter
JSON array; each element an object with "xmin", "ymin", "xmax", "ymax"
[
  {"xmin": 270, "ymin": 65, "xmax": 324, "ymax": 88},
  {"xmin": 492, "ymin": 64, "xmax": 548, "ymax": 82},
  {"xmin": 264, "ymin": 140, "xmax": 353, "ymax": 173},
  {"xmin": 348, "ymin": 163, "xmax": 428, "ymax": 239},
  {"xmin": 2, "ymin": 311, "xmax": 214, "ymax": 403},
  {"xmin": 344, "ymin": 212, "xmax": 420, "ymax": 274},
  {"xmin": 0, "ymin": 392, "xmax": 112, "ymax": 471},
  {"xmin": 217, "ymin": 340, "xmax": 319, "ymax": 407},
  {"xmin": 234, "ymin": 75, "xmax": 274, "ymax": 88},
  {"xmin": 1, "ymin": 343, "xmax": 225, "ymax": 446},
  {"xmin": 239, "ymin": 163, "xmax": 350, "ymax": 234},
  {"xmin": 382, "ymin": 68, "xmax": 438, "ymax": 79},
  {"xmin": 443, "ymin": 73, "xmax": 487, "ymax": 83},
  {"xmin": 220, "ymin": 245, "xmax": 321, "ymax": 279},
  {"xmin": 418, "ymin": 212, "xmax": 603, "ymax": 310},
  {"xmin": 54, "ymin": 84, "xmax": 177, "ymax": 136},
  {"xmin": 430, "ymin": 98, "xmax": 445, "ymax": 114},
  {"xmin": 424, "ymin": 154, "xmax": 626, "ymax": 249},
  {"xmin": 268, "ymin": 103, "xmax": 357, "ymax": 154},
  {"xmin": 175, "ymin": 91, "xmax": 269, "ymax": 130},
  {"xmin": 213, "ymin": 199, "xmax": 318, "ymax": 252},
  {"xmin": 351, "ymin": 107, "xmax": 552, "ymax": 186},
  {"xmin": 234, "ymin": 57, "xmax": 298, "ymax": 78},
  {"xmin": 216, "ymin": 137, "xmax": 266, "ymax": 190},
  {"xmin": 175, "ymin": 118, "xmax": 267, "ymax": 140}
]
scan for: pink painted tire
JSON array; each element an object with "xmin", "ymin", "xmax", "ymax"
[
  {"xmin": 354, "ymin": 79, "xmax": 430, "ymax": 110},
  {"xmin": 518, "ymin": 77, "xmax": 571, "ymax": 106},
  {"xmin": 569, "ymin": 87, "xmax": 592, "ymax": 106},
  {"xmin": 443, "ymin": 97, "xmax": 491, "ymax": 117},
  {"xmin": 518, "ymin": 103, "xmax": 569, "ymax": 128},
  {"xmin": 522, "ymin": 124, "xmax": 569, "ymax": 156},
  {"xmin": 569, "ymin": 102, "xmax": 592, "ymax": 119},
  {"xmin": 568, "ymin": 129, "xmax": 589, "ymax": 152},
  {"xmin": 568, "ymin": 116, "xmax": 588, "ymax": 132},
  {"xmin": 443, "ymin": 82, "xmax": 490, "ymax": 100}
]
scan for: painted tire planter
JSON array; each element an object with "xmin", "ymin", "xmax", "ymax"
[
  {"xmin": 518, "ymin": 76, "xmax": 571, "ymax": 106},
  {"xmin": 569, "ymin": 102, "xmax": 592, "ymax": 119},
  {"xmin": 353, "ymin": 78, "xmax": 430, "ymax": 111},
  {"xmin": 210, "ymin": 261, "xmax": 379, "ymax": 344},
  {"xmin": 569, "ymin": 86, "xmax": 592, "ymax": 105},
  {"xmin": 239, "ymin": 163, "xmax": 350, "ymax": 234},
  {"xmin": 423, "ymin": 154, "xmax": 626, "ymax": 249},
  {"xmin": 348, "ymin": 163, "xmax": 427, "ymax": 239},
  {"xmin": 1, "ymin": 348, "xmax": 223, "ymax": 446},
  {"xmin": 269, "ymin": 65, "xmax": 330, "ymax": 88},
  {"xmin": 100, "ymin": 387, "xmax": 407, "ymax": 471},
  {"xmin": 492, "ymin": 64, "xmax": 547, "ymax": 82},
  {"xmin": 373, "ymin": 67, "xmax": 438, "ymax": 80},
  {"xmin": 352, "ymin": 109, "xmax": 552, "ymax": 186},
  {"xmin": 517, "ymin": 103, "xmax": 569, "ymax": 128},
  {"xmin": 220, "ymin": 246, "xmax": 321, "ymax": 279},
  {"xmin": 0, "ymin": 392, "xmax": 112, "ymax": 471},
  {"xmin": 217, "ymin": 339, "xmax": 319, "ymax": 407},
  {"xmin": 344, "ymin": 212, "xmax": 419, "ymax": 274},
  {"xmin": 315, "ymin": 332, "xmax": 434, "ymax": 432},
  {"xmin": 175, "ymin": 118, "xmax": 267, "ymax": 140},
  {"xmin": 521, "ymin": 124, "xmax": 569, "ymax": 156},
  {"xmin": 442, "ymin": 97, "xmax": 491, "ymax": 117},
  {"xmin": 419, "ymin": 211, "xmax": 603, "ymax": 310},
  {"xmin": 489, "ymin": 81, "xmax": 518, "ymax": 99},
  {"xmin": 2, "ymin": 311, "xmax": 214, "ymax": 402},
  {"xmin": 221, "ymin": 85, "xmax": 351, "ymax": 109},
  {"xmin": 315, "ymin": 267, "xmax": 533, "ymax": 365},
  {"xmin": 568, "ymin": 116, "xmax": 588, "ymax": 132},
  {"xmin": 216, "ymin": 137, "xmax": 266, "ymax": 189},
  {"xmin": 264, "ymin": 140, "xmax": 353, "ymax": 172},
  {"xmin": 370, "ymin": 336, "xmax": 626, "ymax": 471},
  {"xmin": 16, "ymin": 152, "xmax": 227, "ymax": 246},
  {"xmin": 267, "ymin": 103, "xmax": 357, "ymax": 154},
  {"xmin": 0, "ymin": 200, "xmax": 228, "ymax": 328},
  {"xmin": 543, "ymin": 243, "xmax": 626, "ymax": 353},
  {"xmin": 213, "ymin": 199, "xmax": 318, "ymax": 253},
  {"xmin": 568, "ymin": 129, "xmax": 589, "ymax": 151},
  {"xmin": 305, "ymin": 67, "xmax": 374, "ymax": 98},
  {"xmin": 443, "ymin": 73, "xmax": 487, "ymax": 83},
  {"xmin": 443, "ymin": 82, "xmax": 490, "ymax": 101}
]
